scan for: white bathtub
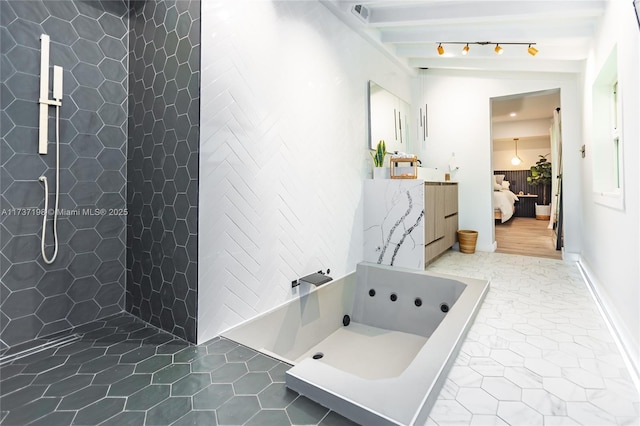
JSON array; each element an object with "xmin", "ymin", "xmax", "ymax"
[{"xmin": 222, "ymin": 262, "xmax": 489, "ymax": 425}]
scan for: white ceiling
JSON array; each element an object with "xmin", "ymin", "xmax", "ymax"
[
  {"xmin": 322, "ymin": 0, "xmax": 607, "ymax": 74},
  {"xmin": 491, "ymin": 90, "xmax": 560, "ymax": 123},
  {"xmin": 320, "ymin": 0, "xmax": 597, "ymax": 136}
]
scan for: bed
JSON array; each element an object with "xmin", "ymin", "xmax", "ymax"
[{"xmin": 493, "ymin": 175, "xmax": 519, "ymax": 223}]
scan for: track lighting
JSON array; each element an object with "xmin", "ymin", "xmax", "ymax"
[{"xmin": 435, "ymin": 42, "xmax": 538, "ymax": 56}]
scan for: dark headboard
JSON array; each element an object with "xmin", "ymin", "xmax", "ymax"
[{"xmin": 494, "ymin": 170, "xmax": 535, "ymax": 197}]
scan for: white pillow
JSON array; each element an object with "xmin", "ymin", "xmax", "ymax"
[
  {"xmin": 501, "ymin": 180, "xmax": 510, "ymax": 189},
  {"xmin": 494, "ymin": 182, "xmax": 502, "ymax": 191},
  {"xmin": 494, "ymin": 174, "xmax": 505, "ymax": 185}
]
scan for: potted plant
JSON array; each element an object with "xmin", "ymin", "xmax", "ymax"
[
  {"xmin": 371, "ymin": 140, "xmax": 388, "ymax": 179},
  {"xmin": 527, "ymin": 155, "xmax": 552, "ymax": 220}
]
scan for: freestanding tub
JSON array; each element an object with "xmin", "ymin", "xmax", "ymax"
[{"xmin": 222, "ymin": 262, "xmax": 489, "ymax": 425}]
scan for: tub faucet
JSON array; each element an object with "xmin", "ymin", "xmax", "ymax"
[{"xmin": 292, "ymin": 269, "xmax": 332, "ymax": 288}]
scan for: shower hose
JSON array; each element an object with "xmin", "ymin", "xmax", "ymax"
[{"xmin": 39, "ymin": 105, "xmax": 60, "ymax": 264}]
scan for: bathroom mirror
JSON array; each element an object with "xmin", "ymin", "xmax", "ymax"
[{"xmin": 368, "ymin": 81, "xmax": 411, "ymax": 154}]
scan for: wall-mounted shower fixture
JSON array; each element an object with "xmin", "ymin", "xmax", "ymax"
[
  {"xmin": 38, "ymin": 35, "xmax": 63, "ymax": 154},
  {"xmin": 38, "ymin": 34, "xmax": 63, "ymax": 264},
  {"xmin": 291, "ymin": 269, "xmax": 332, "ymax": 288}
]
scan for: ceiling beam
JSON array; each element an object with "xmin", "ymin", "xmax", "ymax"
[
  {"xmin": 408, "ymin": 57, "xmax": 585, "ymax": 73},
  {"xmin": 364, "ymin": 1, "xmax": 606, "ymax": 26},
  {"xmin": 380, "ymin": 20, "xmax": 598, "ymax": 43}
]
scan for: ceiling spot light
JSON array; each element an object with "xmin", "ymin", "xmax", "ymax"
[
  {"xmin": 510, "ymin": 112, "xmax": 517, "ymax": 117},
  {"xmin": 511, "ymin": 138, "xmax": 522, "ymax": 166},
  {"xmin": 435, "ymin": 42, "xmax": 536, "ymax": 57}
]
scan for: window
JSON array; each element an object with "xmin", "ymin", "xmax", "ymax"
[
  {"xmin": 592, "ymin": 47, "xmax": 624, "ymax": 210},
  {"xmin": 612, "ymin": 81, "xmax": 621, "ymax": 189}
]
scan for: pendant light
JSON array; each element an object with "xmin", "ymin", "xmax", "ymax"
[
  {"xmin": 462, "ymin": 43, "xmax": 469, "ymax": 55},
  {"xmin": 511, "ymin": 138, "xmax": 522, "ymax": 166},
  {"xmin": 494, "ymin": 44, "xmax": 503, "ymax": 55}
]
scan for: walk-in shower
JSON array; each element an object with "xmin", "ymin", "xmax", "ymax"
[{"xmin": 38, "ymin": 34, "xmax": 63, "ymax": 264}]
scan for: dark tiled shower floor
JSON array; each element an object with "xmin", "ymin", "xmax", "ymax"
[{"xmin": 0, "ymin": 313, "xmax": 358, "ymax": 425}]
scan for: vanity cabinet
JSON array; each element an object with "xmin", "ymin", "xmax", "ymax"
[
  {"xmin": 363, "ymin": 180, "xmax": 457, "ymax": 270},
  {"xmin": 424, "ymin": 182, "xmax": 458, "ymax": 265}
]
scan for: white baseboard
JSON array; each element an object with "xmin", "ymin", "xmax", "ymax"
[
  {"xmin": 476, "ymin": 241, "xmax": 497, "ymax": 252},
  {"xmin": 562, "ymin": 250, "xmax": 580, "ymax": 262},
  {"xmin": 577, "ymin": 257, "xmax": 640, "ymax": 393}
]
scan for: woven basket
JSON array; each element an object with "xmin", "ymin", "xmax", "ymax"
[{"xmin": 457, "ymin": 230, "xmax": 478, "ymax": 254}]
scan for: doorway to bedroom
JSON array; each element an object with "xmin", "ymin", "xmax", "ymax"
[{"xmin": 490, "ymin": 89, "xmax": 562, "ymax": 259}]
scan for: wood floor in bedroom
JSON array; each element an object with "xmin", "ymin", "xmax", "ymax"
[{"xmin": 495, "ymin": 217, "xmax": 563, "ymax": 259}]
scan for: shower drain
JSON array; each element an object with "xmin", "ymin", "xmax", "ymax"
[
  {"xmin": 0, "ymin": 333, "xmax": 81, "ymax": 367},
  {"xmin": 312, "ymin": 352, "xmax": 324, "ymax": 360}
]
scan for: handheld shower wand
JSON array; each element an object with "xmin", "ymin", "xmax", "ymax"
[{"xmin": 38, "ymin": 34, "xmax": 63, "ymax": 264}]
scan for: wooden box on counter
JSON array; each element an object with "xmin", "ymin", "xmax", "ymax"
[{"xmin": 390, "ymin": 157, "xmax": 418, "ymax": 179}]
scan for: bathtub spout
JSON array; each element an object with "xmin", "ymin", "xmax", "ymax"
[{"xmin": 292, "ymin": 269, "xmax": 332, "ymax": 288}]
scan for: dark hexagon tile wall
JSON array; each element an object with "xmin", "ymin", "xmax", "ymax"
[
  {"xmin": 127, "ymin": 0, "xmax": 200, "ymax": 343},
  {"xmin": 1, "ymin": 0, "xmax": 129, "ymax": 349}
]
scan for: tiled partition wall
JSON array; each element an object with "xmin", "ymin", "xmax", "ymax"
[
  {"xmin": 1, "ymin": 0, "xmax": 129, "ymax": 348},
  {"xmin": 197, "ymin": 1, "xmax": 412, "ymax": 342},
  {"xmin": 126, "ymin": 0, "xmax": 200, "ymax": 342}
]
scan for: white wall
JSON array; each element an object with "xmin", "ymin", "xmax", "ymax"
[
  {"xmin": 411, "ymin": 71, "xmax": 582, "ymax": 253},
  {"xmin": 579, "ymin": 0, "xmax": 640, "ymax": 374},
  {"xmin": 197, "ymin": 0, "xmax": 412, "ymax": 343}
]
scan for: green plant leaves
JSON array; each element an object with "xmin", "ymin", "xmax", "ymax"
[{"xmin": 372, "ymin": 140, "xmax": 387, "ymax": 167}]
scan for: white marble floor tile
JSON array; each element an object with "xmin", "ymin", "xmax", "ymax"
[
  {"xmin": 497, "ymin": 401, "xmax": 544, "ymax": 425},
  {"xmin": 543, "ymin": 350, "xmax": 581, "ymax": 368},
  {"xmin": 469, "ymin": 357, "xmax": 506, "ymax": 376},
  {"xmin": 566, "ymin": 401, "xmax": 617, "ymax": 425},
  {"xmin": 525, "ymin": 335, "xmax": 558, "ymax": 351},
  {"xmin": 586, "ymin": 389, "xmax": 638, "ymax": 417},
  {"xmin": 522, "ymin": 388, "xmax": 568, "ymax": 416},
  {"xmin": 509, "ymin": 341, "xmax": 542, "ymax": 358},
  {"xmin": 562, "ymin": 367, "xmax": 606, "ymax": 389},
  {"xmin": 578, "ymin": 358, "xmax": 624, "ymax": 378},
  {"xmin": 461, "ymin": 341, "xmax": 492, "ymax": 357},
  {"xmin": 525, "ymin": 358, "xmax": 562, "ymax": 377},
  {"xmin": 469, "ymin": 414, "xmax": 509, "ymax": 425},
  {"xmin": 424, "ymin": 251, "xmax": 639, "ymax": 426},
  {"xmin": 456, "ymin": 388, "xmax": 499, "ymax": 415},
  {"xmin": 504, "ymin": 366, "xmax": 544, "ymax": 389},
  {"xmin": 429, "ymin": 400, "xmax": 473, "ymax": 425},
  {"xmin": 448, "ymin": 366, "xmax": 484, "ymax": 388},
  {"xmin": 482, "ymin": 377, "xmax": 522, "ymax": 401},
  {"xmin": 489, "ymin": 349, "xmax": 524, "ymax": 367},
  {"xmin": 439, "ymin": 378, "xmax": 460, "ymax": 400},
  {"xmin": 543, "ymin": 377, "xmax": 588, "ymax": 401},
  {"xmin": 543, "ymin": 415, "xmax": 581, "ymax": 425}
]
